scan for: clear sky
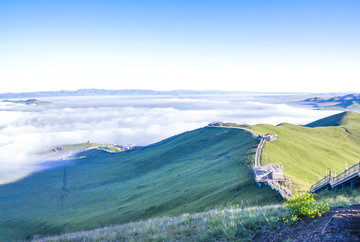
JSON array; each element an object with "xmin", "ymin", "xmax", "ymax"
[{"xmin": 1, "ymin": 0, "xmax": 359, "ymax": 93}]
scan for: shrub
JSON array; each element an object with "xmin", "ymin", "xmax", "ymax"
[{"xmin": 283, "ymin": 192, "xmax": 329, "ymax": 224}]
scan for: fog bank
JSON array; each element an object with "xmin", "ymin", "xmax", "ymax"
[{"xmin": 0, "ymin": 94, "xmax": 338, "ymax": 184}]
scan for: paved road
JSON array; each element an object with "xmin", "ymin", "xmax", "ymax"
[{"xmin": 255, "ymin": 138, "xmax": 265, "ymax": 167}]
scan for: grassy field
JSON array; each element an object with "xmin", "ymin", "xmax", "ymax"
[
  {"xmin": 249, "ymin": 111, "xmax": 360, "ymax": 190},
  {"xmin": 0, "ymin": 127, "xmax": 279, "ymax": 241}
]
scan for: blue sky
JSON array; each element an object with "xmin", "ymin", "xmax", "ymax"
[{"xmin": 1, "ymin": 0, "xmax": 359, "ymax": 93}]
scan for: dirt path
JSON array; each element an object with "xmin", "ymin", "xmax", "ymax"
[{"xmin": 254, "ymin": 204, "xmax": 360, "ymax": 241}]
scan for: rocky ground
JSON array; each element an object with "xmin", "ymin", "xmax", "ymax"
[{"xmin": 254, "ymin": 204, "xmax": 360, "ymax": 241}]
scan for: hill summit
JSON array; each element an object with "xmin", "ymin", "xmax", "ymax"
[
  {"xmin": 249, "ymin": 110, "xmax": 360, "ymax": 189},
  {"xmin": 306, "ymin": 111, "xmax": 360, "ymax": 128}
]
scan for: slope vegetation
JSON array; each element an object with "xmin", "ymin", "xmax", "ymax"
[
  {"xmin": 0, "ymin": 127, "xmax": 277, "ymax": 241},
  {"xmin": 250, "ymin": 111, "xmax": 360, "ymax": 190}
]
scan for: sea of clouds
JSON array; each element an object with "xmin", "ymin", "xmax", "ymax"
[{"xmin": 0, "ymin": 93, "xmax": 339, "ymax": 184}]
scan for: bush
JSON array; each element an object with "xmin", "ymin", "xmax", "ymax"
[{"xmin": 283, "ymin": 192, "xmax": 329, "ymax": 224}]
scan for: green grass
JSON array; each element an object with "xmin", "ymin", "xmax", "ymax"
[
  {"xmin": 33, "ymin": 203, "xmax": 286, "ymax": 242},
  {"xmin": 249, "ymin": 111, "xmax": 360, "ymax": 190},
  {"xmin": 0, "ymin": 127, "xmax": 279, "ymax": 241},
  {"xmin": 33, "ymin": 188, "xmax": 360, "ymax": 242},
  {"xmin": 317, "ymin": 188, "xmax": 360, "ymax": 209}
]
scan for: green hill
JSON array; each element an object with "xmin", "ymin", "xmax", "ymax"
[
  {"xmin": 0, "ymin": 127, "xmax": 278, "ymax": 241},
  {"xmin": 306, "ymin": 111, "xmax": 360, "ymax": 128},
  {"xmin": 249, "ymin": 111, "xmax": 360, "ymax": 190}
]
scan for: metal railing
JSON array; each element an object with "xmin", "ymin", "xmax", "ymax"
[
  {"xmin": 331, "ymin": 162, "xmax": 360, "ymax": 185},
  {"xmin": 310, "ymin": 162, "xmax": 360, "ymax": 192},
  {"xmin": 309, "ymin": 174, "xmax": 331, "ymax": 191}
]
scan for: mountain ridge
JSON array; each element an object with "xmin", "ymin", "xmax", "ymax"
[
  {"xmin": 0, "ymin": 89, "xmax": 238, "ymax": 99},
  {"xmin": 303, "ymin": 93, "xmax": 360, "ymax": 110}
]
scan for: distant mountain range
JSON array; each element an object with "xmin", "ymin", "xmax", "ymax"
[
  {"xmin": 0, "ymin": 89, "xmax": 235, "ymax": 99},
  {"xmin": 303, "ymin": 93, "xmax": 360, "ymax": 110}
]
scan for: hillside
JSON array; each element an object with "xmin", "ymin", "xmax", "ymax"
[
  {"xmin": 0, "ymin": 127, "xmax": 278, "ymax": 241},
  {"xmin": 32, "ymin": 189, "xmax": 360, "ymax": 241},
  {"xmin": 249, "ymin": 111, "xmax": 360, "ymax": 189}
]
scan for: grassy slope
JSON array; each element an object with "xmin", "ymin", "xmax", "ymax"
[
  {"xmin": 35, "ymin": 189, "xmax": 360, "ymax": 241},
  {"xmin": 249, "ymin": 111, "xmax": 360, "ymax": 190},
  {"xmin": 0, "ymin": 127, "xmax": 278, "ymax": 241}
]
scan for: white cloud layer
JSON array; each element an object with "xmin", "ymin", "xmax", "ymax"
[{"xmin": 0, "ymin": 94, "xmax": 339, "ymax": 184}]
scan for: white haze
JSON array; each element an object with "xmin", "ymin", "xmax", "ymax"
[{"xmin": 0, "ymin": 93, "xmax": 339, "ymax": 184}]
